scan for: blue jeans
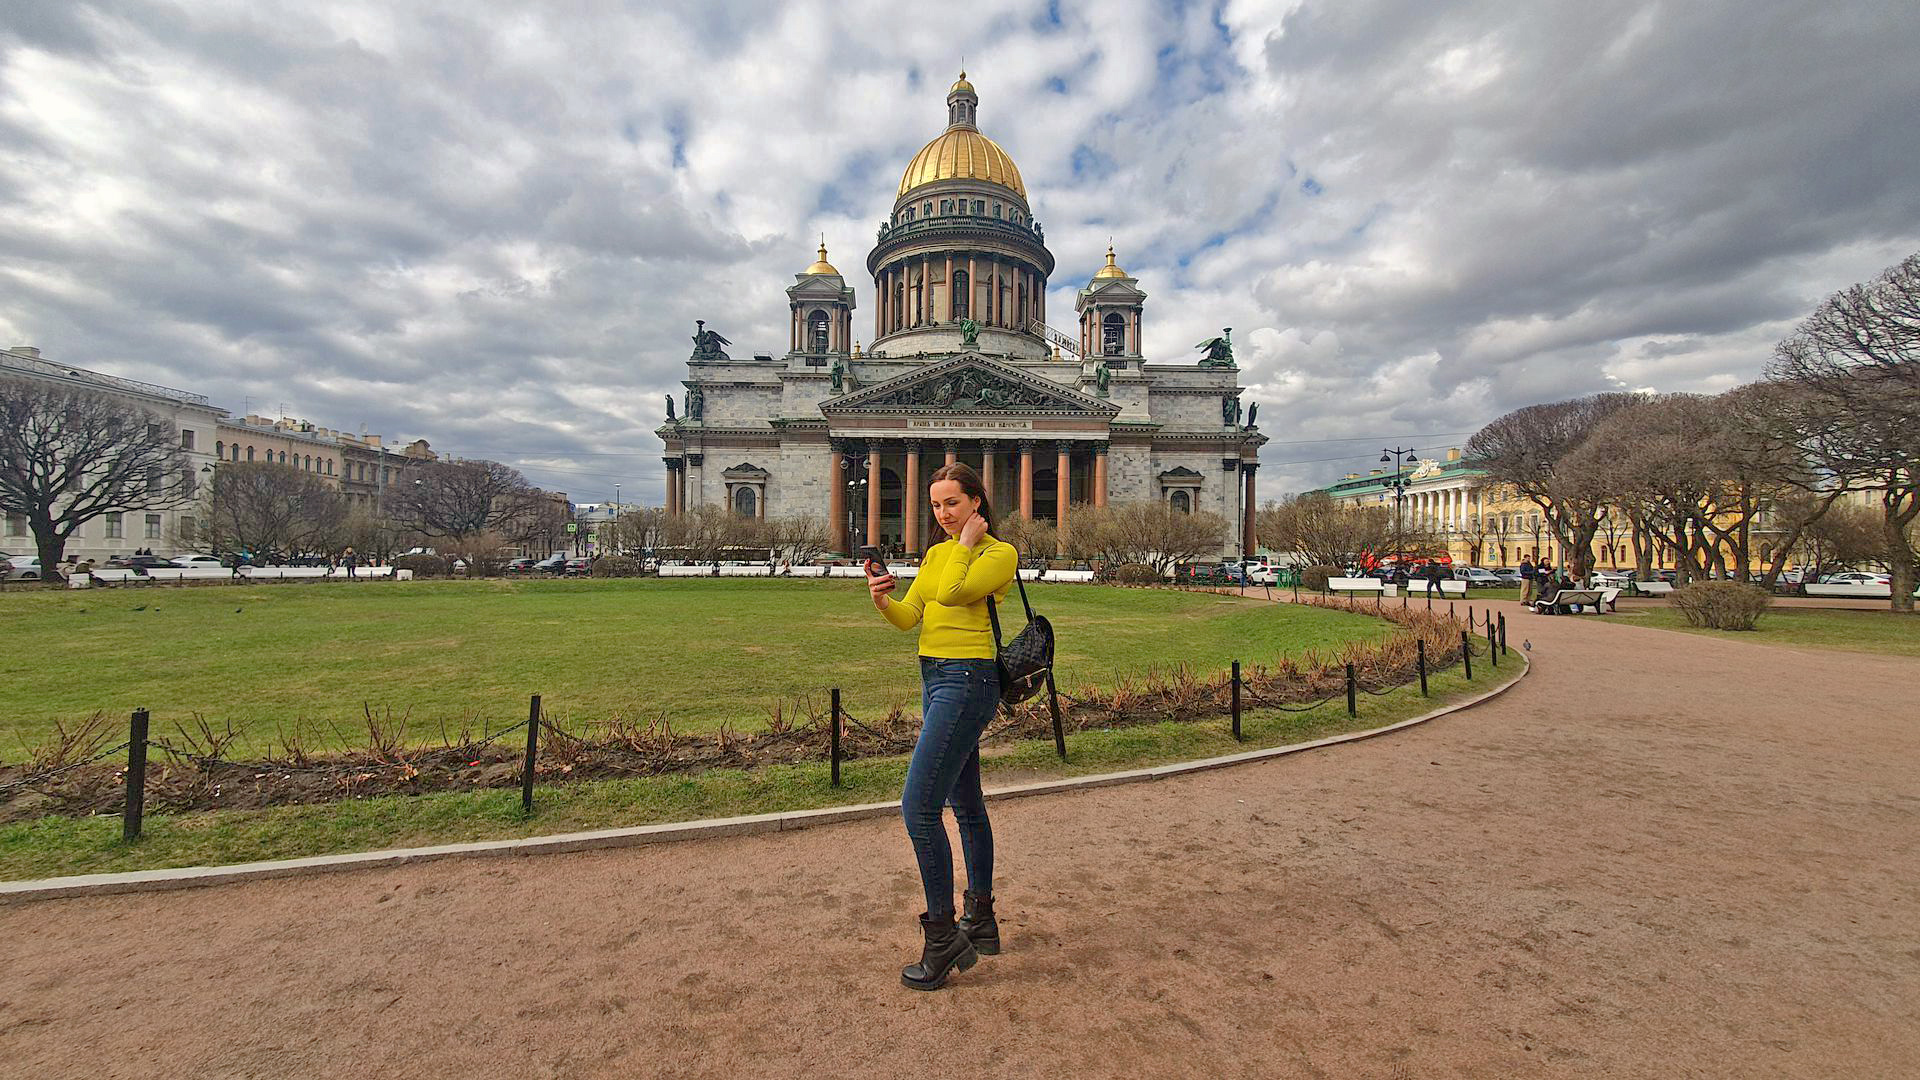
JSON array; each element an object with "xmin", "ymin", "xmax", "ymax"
[{"xmin": 903, "ymin": 656, "xmax": 998, "ymax": 920}]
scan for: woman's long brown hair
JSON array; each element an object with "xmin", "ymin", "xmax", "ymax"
[{"xmin": 926, "ymin": 462, "xmax": 994, "ymax": 538}]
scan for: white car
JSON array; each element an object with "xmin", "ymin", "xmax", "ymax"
[
  {"xmin": 1821, "ymin": 572, "xmax": 1889, "ymax": 585},
  {"xmin": 172, "ymin": 554, "xmax": 226, "ymax": 568},
  {"xmin": 6, "ymin": 555, "xmax": 44, "ymax": 580},
  {"xmin": 1590, "ymin": 570, "xmax": 1632, "ymax": 587},
  {"xmin": 1455, "ymin": 566, "xmax": 1503, "ymax": 588}
]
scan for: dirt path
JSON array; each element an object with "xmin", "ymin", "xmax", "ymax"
[{"xmin": 3, "ymin": 601, "xmax": 1916, "ymax": 1079}]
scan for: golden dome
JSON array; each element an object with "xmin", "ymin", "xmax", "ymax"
[
  {"xmin": 1092, "ymin": 244, "xmax": 1128, "ymax": 279},
  {"xmin": 950, "ymin": 70, "xmax": 975, "ymax": 95},
  {"xmin": 898, "ymin": 127, "xmax": 1026, "ymax": 198},
  {"xmin": 804, "ymin": 241, "xmax": 839, "ymax": 276}
]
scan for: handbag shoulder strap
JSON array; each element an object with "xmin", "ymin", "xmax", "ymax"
[{"xmin": 986, "ymin": 595, "xmax": 1004, "ymax": 650}]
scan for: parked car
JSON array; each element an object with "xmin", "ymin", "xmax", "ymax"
[
  {"xmin": 564, "ymin": 557, "xmax": 593, "ymax": 576},
  {"xmin": 1821, "ymin": 572, "xmax": 1889, "ymax": 585},
  {"xmin": 171, "ymin": 554, "xmax": 228, "ymax": 569},
  {"xmin": 1455, "ymin": 566, "xmax": 1504, "ymax": 588},
  {"xmin": 1590, "ymin": 569, "xmax": 1632, "ymax": 587},
  {"xmin": 1489, "ymin": 567, "xmax": 1525, "ymax": 587},
  {"xmin": 502, "ymin": 557, "xmax": 538, "ymax": 574},
  {"xmin": 6, "ymin": 555, "xmax": 44, "ymax": 580},
  {"xmin": 533, "ymin": 555, "xmax": 568, "ymax": 575},
  {"xmin": 106, "ymin": 554, "xmax": 177, "ymax": 570}
]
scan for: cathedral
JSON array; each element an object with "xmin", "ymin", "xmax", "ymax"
[{"xmin": 657, "ymin": 74, "xmax": 1264, "ymax": 557}]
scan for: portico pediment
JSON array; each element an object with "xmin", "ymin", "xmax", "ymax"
[{"xmin": 821, "ymin": 352, "xmax": 1118, "ymax": 417}]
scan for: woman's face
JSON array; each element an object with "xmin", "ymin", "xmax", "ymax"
[{"xmin": 928, "ymin": 479, "xmax": 980, "ymax": 537}]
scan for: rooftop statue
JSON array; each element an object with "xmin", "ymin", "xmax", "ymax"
[
  {"xmin": 665, "ymin": 394, "xmax": 675, "ymax": 421},
  {"xmin": 1195, "ymin": 327, "xmax": 1235, "ymax": 368},
  {"xmin": 690, "ymin": 320, "xmax": 732, "ymax": 362},
  {"xmin": 959, "ymin": 317, "xmax": 980, "ymax": 347}
]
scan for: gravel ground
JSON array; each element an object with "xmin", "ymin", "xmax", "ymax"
[{"xmin": 2, "ymin": 599, "xmax": 1916, "ymax": 1079}]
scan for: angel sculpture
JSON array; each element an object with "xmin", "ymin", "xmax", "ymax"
[
  {"xmin": 665, "ymin": 394, "xmax": 676, "ymax": 421},
  {"xmin": 690, "ymin": 320, "xmax": 732, "ymax": 362},
  {"xmin": 1195, "ymin": 327, "xmax": 1235, "ymax": 368},
  {"xmin": 1246, "ymin": 401, "xmax": 1258, "ymax": 428}
]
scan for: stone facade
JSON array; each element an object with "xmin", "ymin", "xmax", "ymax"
[{"xmin": 657, "ymin": 76, "xmax": 1265, "ymax": 558}]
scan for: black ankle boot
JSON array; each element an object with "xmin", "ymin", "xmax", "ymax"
[
  {"xmin": 901, "ymin": 911, "xmax": 978, "ymax": 991},
  {"xmin": 957, "ymin": 890, "xmax": 1000, "ymax": 955}
]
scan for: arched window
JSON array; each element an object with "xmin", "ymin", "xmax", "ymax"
[
  {"xmin": 246, "ymin": 446, "xmax": 254, "ymax": 462},
  {"xmin": 1170, "ymin": 490, "xmax": 1192, "ymax": 514},
  {"xmin": 1103, "ymin": 312, "xmax": 1126, "ymax": 356},
  {"xmin": 215, "ymin": 441, "xmax": 224, "ymax": 459},
  {"xmin": 808, "ymin": 310, "xmax": 830, "ymax": 353},
  {"xmin": 951, "ymin": 270, "xmax": 969, "ymax": 318},
  {"xmin": 733, "ymin": 487, "xmax": 757, "ymax": 517},
  {"xmin": 923, "ymin": 201, "xmax": 932, "ymax": 218}
]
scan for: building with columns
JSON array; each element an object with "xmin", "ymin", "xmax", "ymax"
[{"xmin": 656, "ymin": 74, "xmax": 1264, "ymax": 557}]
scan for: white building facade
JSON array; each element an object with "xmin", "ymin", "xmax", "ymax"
[
  {"xmin": 2, "ymin": 345, "xmax": 222, "ymax": 562},
  {"xmin": 656, "ymin": 75, "xmax": 1265, "ymax": 558}
]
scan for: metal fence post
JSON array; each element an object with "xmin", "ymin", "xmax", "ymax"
[
  {"xmin": 1417, "ymin": 638, "xmax": 1428, "ymax": 697},
  {"xmin": 1488, "ymin": 621, "xmax": 1498, "ymax": 667},
  {"xmin": 1499, "ymin": 612, "xmax": 1508, "ymax": 656},
  {"xmin": 830, "ymin": 687, "xmax": 842, "ymax": 787},
  {"xmin": 1045, "ymin": 668, "xmax": 1068, "ymax": 761},
  {"xmin": 1461, "ymin": 632, "xmax": 1473, "ymax": 680},
  {"xmin": 122, "ymin": 708, "xmax": 150, "ymax": 843},
  {"xmin": 1345, "ymin": 663, "xmax": 1357, "ymax": 718},
  {"xmin": 1231, "ymin": 660, "xmax": 1242, "ymax": 741},
  {"xmin": 521, "ymin": 694, "xmax": 540, "ymax": 814}
]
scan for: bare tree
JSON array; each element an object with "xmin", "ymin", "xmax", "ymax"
[
  {"xmin": 385, "ymin": 458, "xmax": 544, "ymax": 559},
  {"xmin": 1093, "ymin": 502, "xmax": 1227, "ymax": 575},
  {"xmin": 1769, "ymin": 253, "xmax": 1920, "ymax": 610},
  {"xmin": 0, "ymin": 377, "xmax": 197, "ymax": 577},
  {"xmin": 1260, "ymin": 491, "xmax": 1445, "ymax": 570},
  {"xmin": 202, "ymin": 462, "xmax": 348, "ymax": 564},
  {"xmin": 1467, "ymin": 393, "xmax": 1638, "ymax": 579},
  {"xmin": 766, "ymin": 513, "xmax": 832, "ymax": 565},
  {"xmin": 995, "ymin": 512, "xmax": 1057, "ymax": 567}
]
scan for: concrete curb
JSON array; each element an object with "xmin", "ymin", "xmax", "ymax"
[{"xmin": 0, "ymin": 662, "xmax": 1528, "ymax": 906}]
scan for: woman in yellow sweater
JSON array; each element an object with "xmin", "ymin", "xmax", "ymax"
[{"xmin": 867, "ymin": 461, "xmax": 1017, "ymax": 990}]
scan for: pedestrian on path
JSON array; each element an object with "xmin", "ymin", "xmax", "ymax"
[
  {"xmin": 1425, "ymin": 561, "xmax": 1445, "ymax": 598},
  {"xmin": 864, "ymin": 461, "xmax": 1016, "ymax": 991},
  {"xmin": 1520, "ymin": 557, "xmax": 1536, "ymax": 602},
  {"xmin": 343, "ymin": 547, "xmax": 357, "ymax": 579}
]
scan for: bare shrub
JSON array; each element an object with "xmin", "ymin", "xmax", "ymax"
[
  {"xmin": 1113, "ymin": 563, "xmax": 1161, "ymax": 585},
  {"xmin": 392, "ymin": 553, "xmax": 450, "ymax": 578},
  {"xmin": 1300, "ymin": 564, "xmax": 1340, "ymax": 592},
  {"xmin": 1672, "ymin": 581, "xmax": 1771, "ymax": 630},
  {"xmin": 590, "ymin": 555, "xmax": 642, "ymax": 578}
]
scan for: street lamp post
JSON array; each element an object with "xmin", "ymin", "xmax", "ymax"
[
  {"xmin": 1379, "ymin": 446, "xmax": 1419, "ymax": 539},
  {"xmin": 840, "ymin": 452, "xmax": 869, "ymax": 548}
]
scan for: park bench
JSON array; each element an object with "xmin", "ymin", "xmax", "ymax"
[
  {"xmin": 1402, "ymin": 579, "xmax": 1468, "ymax": 598},
  {"xmin": 1532, "ymin": 588, "xmax": 1605, "ymax": 615},
  {"xmin": 1598, "ymin": 586, "xmax": 1620, "ymax": 612},
  {"xmin": 1630, "ymin": 580, "xmax": 1675, "ymax": 597},
  {"xmin": 1327, "ymin": 577, "xmax": 1385, "ymax": 594}
]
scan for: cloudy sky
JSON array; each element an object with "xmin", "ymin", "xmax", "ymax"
[{"xmin": 3, "ymin": 1, "xmax": 1916, "ymax": 503}]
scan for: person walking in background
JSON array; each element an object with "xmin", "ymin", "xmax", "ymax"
[
  {"xmin": 1425, "ymin": 561, "xmax": 1445, "ymax": 598},
  {"xmin": 343, "ymin": 547, "xmax": 357, "ymax": 579},
  {"xmin": 864, "ymin": 462, "xmax": 1016, "ymax": 991},
  {"xmin": 1519, "ymin": 557, "xmax": 1536, "ymax": 602}
]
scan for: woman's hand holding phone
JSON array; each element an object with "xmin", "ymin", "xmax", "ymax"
[{"xmin": 867, "ymin": 565, "xmax": 896, "ymax": 609}]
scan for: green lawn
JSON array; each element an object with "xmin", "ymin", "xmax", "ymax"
[
  {"xmin": 0, "ymin": 579, "xmax": 1394, "ymax": 757},
  {"xmin": 1602, "ymin": 605, "xmax": 1920, "ymax": 657},
  {"xmin": 0, "ymin": 660, "xmax": 1518, "ymax": 881}
]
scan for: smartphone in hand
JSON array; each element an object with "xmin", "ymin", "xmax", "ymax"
[{"xmin": 858, "ymin": 544, "xmax": 889, "ymax": 578}]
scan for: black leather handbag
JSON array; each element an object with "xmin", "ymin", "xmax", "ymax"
[{"xmin": 986, "ymin": 568, "xmax": 1053, "ymax": 706}]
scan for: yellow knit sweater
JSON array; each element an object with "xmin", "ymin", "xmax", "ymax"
[{"xmin": 878, "ymin": 535, "xmax": 1018, "ymax": 658}]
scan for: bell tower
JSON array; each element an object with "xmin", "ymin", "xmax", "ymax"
[
  {"xmin": 1076, "ymin": 245, "xmax": 1146, "ymax": 366},
  {"xmin": 787, "ymin": 241, "xmax": 857, "ymax": 360}
]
